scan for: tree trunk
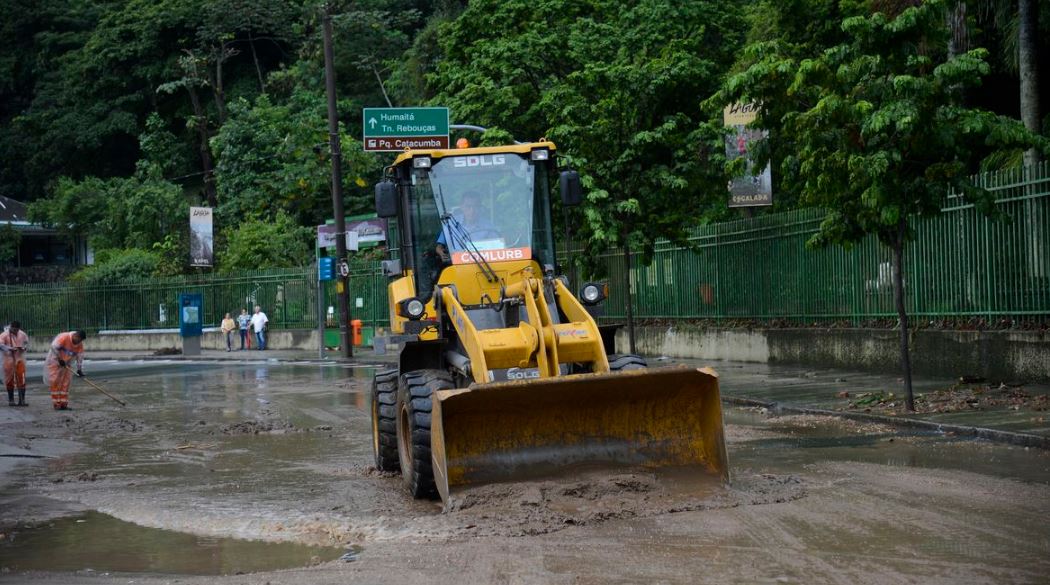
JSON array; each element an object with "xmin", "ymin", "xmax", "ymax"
[
  {"xmin": 623, "ymin": 242, "xmax": 636, "ymax": 354},
  {"xmin": 186, "ymin": 85, "xmax": 217, "ymax": 207},
  {"xmin": 1019, "ymin": 0, "xmax": 1040, "ymax": 167},
  {"xmin": 891, "ymin": 218, "xmax": 915, "ymax": 411},
  {"xmin": 248, "ymin": 31, "xmax": 266, "ymax": 93},
  {"xmin": 946, "ymin": 2, "xmax": 967, "ymax": 59},
  {"xmin": 212, "ymin": 56, "xmax": 227, "ymax": 125},
  {"xmin": 1020, "ymin": 0, "xmax": 1045, "ymax": 279}
]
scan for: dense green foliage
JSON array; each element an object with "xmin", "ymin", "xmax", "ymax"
[
  {"xmin": 721, "ymin": 0, "xmax": 1038, "ymax": 249},
  {"xmin": 1, "ymin": 0, "xmax": 1047, "ymax": 279},
  {"xmin": 217, "ymin": 211, "xmax": 312, "ymax": 272},
  {"xmin": 433, "ymin": 0, "xmax": 747, "ymax": 268},
  {"xmin": 69, "ymin": 248, "xmax": 162, "ymax": 285}
]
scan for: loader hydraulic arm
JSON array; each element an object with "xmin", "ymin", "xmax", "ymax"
[{"xmin": 441, "ymin": 275, "xmax": 610, "ymax": 385}]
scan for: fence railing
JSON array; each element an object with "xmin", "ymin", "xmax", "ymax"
[
  {"xmin": 2, "ymin": 164, "xmax": 1047, "ymax": 338},
  {"xmin": 0, "ymin": 265, "xmax": 390, "ymax": 339},
  {"xmin": 566, "ymin": 162, "xmax": 1049, "ymax": 325}
]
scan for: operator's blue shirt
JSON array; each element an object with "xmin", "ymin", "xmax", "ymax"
[{"xmin": 437, "ymin": 216, "xmax": 499, "ymax": 248}]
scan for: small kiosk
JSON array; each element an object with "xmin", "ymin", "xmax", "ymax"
[{"xmin": 179, "ymin": 293, "xmax": 203, "ymax": 356}]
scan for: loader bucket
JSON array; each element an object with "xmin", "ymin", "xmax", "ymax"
[{"xmin": 430, "ymin": 366, "xmax": 727, "ymax": 505}]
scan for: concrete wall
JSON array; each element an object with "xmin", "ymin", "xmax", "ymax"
[
  {"xmin": 617, "ymin": 325, "xmax": 1050, "ymax": 382},
  {"xmin": 93, "ymin": 328, "xmax": 320, "ymax": 352}
]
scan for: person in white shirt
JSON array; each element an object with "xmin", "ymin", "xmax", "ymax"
[{"xmin": 250, "ymin": 306, "xmax": 269, "ymax": 350}]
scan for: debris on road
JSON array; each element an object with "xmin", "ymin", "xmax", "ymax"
[{"xmin": 843, "ymin": 383, "xmax": 1050, "ymax": 414}]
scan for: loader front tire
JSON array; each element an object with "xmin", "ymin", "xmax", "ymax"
[
  {"xmin": 371, "ymin": 369, "xmax": 400, "ymax": 472},
  {"xmin": 608, "ymin": 354, "xmax": 648, "ymax": 371},
  {"xmin": 397, "ymin": 369, "xmax": 454, "ymax": 499}
]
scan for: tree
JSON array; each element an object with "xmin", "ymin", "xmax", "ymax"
[
  {"xmin": 720, "ymin": 0, "xmax": 1038, "ymax": 409},
  {"xmin": 210, "ymin": 89, "xmax": 377, "ymax": 229},
  {"xmin": 217, "ymin": 211, "xmax": 312, "ymax": 272},
  {"xmin": 431, "ymin": 0, "xmax": 747, "ymax": 350},
  {"xmin": 158, "ymin": 52, "xmax": 221, "ymax": 206},
  {"xmin": 68, "ymin": 248, "xmax": 162, "ymax": 285},
  {"xmin": 0, "ymin": 224, "xmax": 21, "ymax": 265}
]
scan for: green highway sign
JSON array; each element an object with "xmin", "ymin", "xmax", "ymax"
[{"xmin": 362, "ymin": 107, "xmax": 449, "ymax": 151}]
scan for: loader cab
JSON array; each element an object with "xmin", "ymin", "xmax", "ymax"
[{"xmin": 380, "ymin": 143, "xmax": 559, "ymax": 301}]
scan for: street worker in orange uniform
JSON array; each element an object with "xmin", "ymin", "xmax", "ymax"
[
  {"xmin": 1, "ymin": 321, "xmax": 30, "ymax": 406},
  {"xmin": 44, "ymin": 330, "xmax": 86, "ymax": 410}
]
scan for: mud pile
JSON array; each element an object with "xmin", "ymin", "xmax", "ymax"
[{"xmin": 412, "ymin": 469, "xmax": 807, "ymax": 538}]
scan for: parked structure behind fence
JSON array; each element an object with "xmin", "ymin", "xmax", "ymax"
[{"xmin": 2, "ymin": 165, "xmax": 1047, "ymax": 337}]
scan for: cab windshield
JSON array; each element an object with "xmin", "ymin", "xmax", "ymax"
[{"xmin": 408, "ymin": 152, "xmax": 554, "ymax": 295}]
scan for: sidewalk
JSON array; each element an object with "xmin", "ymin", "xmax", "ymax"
[
  {"xmin": 21, "ymin": 347, "xmax": 398, "ymax": 365},
  {"xmin": 679, "ymin": 358, "xmax": 1050, "ymax": 448}
]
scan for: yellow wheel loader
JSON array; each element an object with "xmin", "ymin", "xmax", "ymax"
[{"xmin": 370, "ymin": 138, "xmax": 728, "ymax": 505}]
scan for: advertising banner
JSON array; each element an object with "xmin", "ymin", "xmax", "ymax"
[
  {"xmin": 724, "ymin": 103, "xmax": 773, "ymax": 207},
  {"xmin": 189, "ymin": 207, "xmax": 213, "ymax": 267},
  {"xmin": 317, "ymin": 218, "xmax": 385, "ymax": 250}
]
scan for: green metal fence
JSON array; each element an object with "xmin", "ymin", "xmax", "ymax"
[
  {"xmin": 2, "ymin": 165, "xmax": 1047, "ymax": 337},
  {"xmin": 0, "ymin": 265, "xmax": 391, "ymax": 339},
  {"xmin": 568, "ymin": 162, "xmax": 1050, "ymax": 324}
]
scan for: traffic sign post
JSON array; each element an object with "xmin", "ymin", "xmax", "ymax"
[
  {"xmin": 363, "ymin": 107, "xmax": 450, "ymax": 151},
  {"xmin": 316, "ymin": 256, "xmax": 335, "ymax": 359}
]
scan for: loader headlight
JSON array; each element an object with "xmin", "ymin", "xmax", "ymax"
[
  {"xmin": 580, "ymin": 283, "xmax": 605, "ymax": 305},
  {"xmin": 530, "ymin": 148, "xmax": 550, "ymax": 161},
  {"xmin": 399, "ymin": 298, "xmax": 426, "ymax": 319},
  {"xmin": 412, "ymin": 156, "xmax": 432, "ymax": 169}
]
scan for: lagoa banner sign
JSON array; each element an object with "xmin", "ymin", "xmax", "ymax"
[
  {"xmin": 189, "ymin": 206, "xmax": 213, "ymax": 267},
  {"xmin": 451, "ymin": 247, "xmax": 531, "ymax": 265},
  {"xmin": 724, "ymin": 102, "xmax": 773, "ymax": 207}
]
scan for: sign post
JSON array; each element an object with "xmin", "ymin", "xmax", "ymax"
[
  {"xmin": 323, "ymin": 9, "xmax": 352, "ymax": 358},
  {"xmin": 317, "ymin": 256, "xmax": 334, "ymax": 359},
  {"xmin": 362, "ymin": 107, "xmax": 450, "ymax": 152}
]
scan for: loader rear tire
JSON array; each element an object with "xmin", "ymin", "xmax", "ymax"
[
  {"xmin": 397, "ymin": 369, "xmax": 454, "ymax": 499},
  {"xmin": 608, "ymin": 354, "xmax": 648, "ymax": 371},
  {"xmin": 371, "ymin": 369, "xmax": 400, "ymax": 472}
]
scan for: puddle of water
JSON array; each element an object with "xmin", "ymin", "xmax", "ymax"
[
  {"xmin": 725, "ymin": 407, "xmax": 1050, "ymax": 484},
  {"xmin": 0, "ymin": 511, "xmax": 350, "ymax": 576}
]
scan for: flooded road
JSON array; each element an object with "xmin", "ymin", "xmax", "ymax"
[{"xmin": 1, "ymin": 360, "xmax": 1048, "ymax": 583}]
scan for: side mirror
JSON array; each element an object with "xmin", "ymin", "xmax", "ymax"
[
  {"xmin": 559, "ymin": 170, "xmax": 583, "ymax": 206},
  {"xmin": 375, "ymin": 181, "xmax": 398, "ymax": 218}
]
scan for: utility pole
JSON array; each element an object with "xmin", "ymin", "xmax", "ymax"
[{"xmin": 323, "ymin": 6, "xmax": 352, "ymax": 358}]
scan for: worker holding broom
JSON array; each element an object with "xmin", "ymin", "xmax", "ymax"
[
  {"xmin": 1, "ymin": 321, "xmax": 30, "ymax": 406},
  {"xmin": 44, "ymin": 330, "xmax": 86, "ymax": 410}
]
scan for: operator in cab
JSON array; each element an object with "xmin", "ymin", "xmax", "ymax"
[{"xmin": 435, "ymin": 191, "xmax": 501, "ymax": 263}]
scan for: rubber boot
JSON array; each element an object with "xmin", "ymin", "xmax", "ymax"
[
  {"xmin": 7, "ymin": 389, "xmax": 13, "ymax": 406},
  {"xmin": 17, "ymin": 389, "xmax": 26, "ymax": 406}
]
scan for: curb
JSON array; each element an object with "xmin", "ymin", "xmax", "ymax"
[
  {"xmin": 723, "ymin": 396, "xmax": 1050, "ymax": 450},
  {"xmin": 21, "ymin": 353, "xmax": 399, "ymax": 365},
  {"xmin": 123, "ymin": 354, "xmax": 398, "ymax": 365}
]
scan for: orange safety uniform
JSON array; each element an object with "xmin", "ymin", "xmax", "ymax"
[
  {"xmin": 44, "ymin": 331, "xmax": 84, "ymax": 409},
  {"xmin": 0, "ymin": 329, "xmax": 29, "ymax": 391}
]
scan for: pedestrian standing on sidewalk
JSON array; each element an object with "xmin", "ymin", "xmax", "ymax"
[
  {"xmin": 251, "ymin": 306, "xmax": 269, "ymax": 350},
  {"xmin": 236, "ymin": 308, "xmax": 251, "ymax": 350},
  {"xmin": 220, "ymin": 312, "xmax": 236, "ymax": 352},
  {"xmin": 44, "ymin": 330, "xmax": 86, "ymax": 410},
  {"xmin": 0, "ymin": 321, "xmax": 29, "ymax": 406}
]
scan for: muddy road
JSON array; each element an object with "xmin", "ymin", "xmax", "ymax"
[{"xmin": 1, "ymin": 360, "xmax": 1049, "ymax": 584}]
